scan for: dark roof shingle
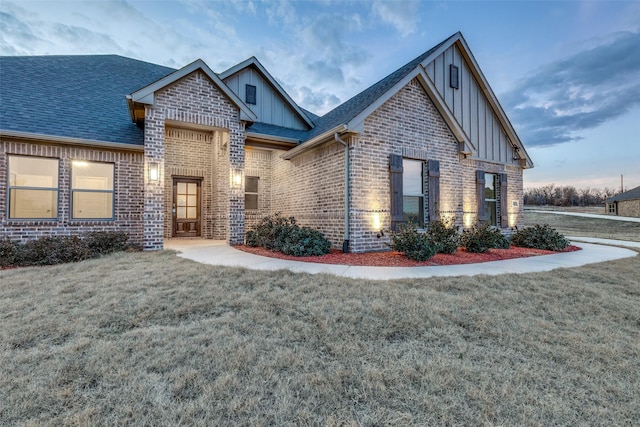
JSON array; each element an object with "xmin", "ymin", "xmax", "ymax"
[
  {"xmin": 606, "ymin": 185, "xmax": 640, "ymax": 202},
  {"xmin": 0, "ymin": 55, "xmax": 175, "ymax": 145}
]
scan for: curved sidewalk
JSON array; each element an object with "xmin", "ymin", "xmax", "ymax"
[{"xmin": 165, "ymin": 238, "xmax": 638, "ymax": 280}]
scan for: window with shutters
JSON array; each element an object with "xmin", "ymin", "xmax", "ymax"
[
  {"xmin": 245, "ymin": 176, "xmax": 259, "ymax": 210},
  {"xmin": 8, "ymin": 155, "xmax": 59, "ymax": 219},
  {"xmin": 484, "ymin": 173, "xmax": 498, "ymax": 226},
  {"xmin": 403, "ymin": 159, "xmax": 425, "ymax": 228}
]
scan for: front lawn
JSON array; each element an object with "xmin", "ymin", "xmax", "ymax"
[{"xmin": 1, "ymin": 250, "xmax": 639, "ymax": 425}]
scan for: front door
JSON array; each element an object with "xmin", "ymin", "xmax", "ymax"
[{"xmin": 173, "ymin": 178, "xmax": 201, "ymax": 237}]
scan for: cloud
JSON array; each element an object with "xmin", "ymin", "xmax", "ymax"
[
  {"xmin": 371, "ymin": 0, "xmax": 418, "ymax": 37},
  {"xmin": 504, "ymin": 31, "xmax": 640, "ymax": 147},
  {"xmin": 296, "ymin": 86, "xmax": 341, "ymax": 113}
]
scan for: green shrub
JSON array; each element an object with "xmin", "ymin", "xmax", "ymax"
[
  {"xmin": 281, "ymin": 227, "xmax": 332, "ymax": 257},
  {"xmin": 246, "ymin": 213, "xmax": 331, "ymax": 257},
  {"xmin": 1, "ymin": 231, "xmax": 132, "ymax": 267},
  {"xmin": 460, "ymin": 222, "xmax": 510, "ymax": 253},
  {"xmin": 85, "ymin": 231, "xmax": 130, "ymax": 256},
  {"xmin": 0, "ymin": 238, "xmax": 21, "ymax": 268},
  {"xmin": 389, "ymin": 222, "xmax": 436, "ymax": 261},
  {"xmin": 426, "ymin": 219, "xmax": 460, "ymax": 254},
  {"xmin": 21, "ymin": 236, "xmax": 91, "ymax": 266},
  {"xmin": 511, "ymin": 224, "xmax": 570, "ymax": 251},
  {"xmin": 246, "ymin": 213, "xmax": 297, "ymax": 251}
]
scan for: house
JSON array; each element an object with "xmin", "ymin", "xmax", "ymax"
[
  {"xmin": 0, "ymin": 32, "xmax": 533, "ymax": 253},
  {"xmin": 605, "ymin": 185, "xmax": 640, "ymax": 217}
]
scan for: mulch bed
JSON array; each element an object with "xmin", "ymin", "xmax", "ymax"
[{"xmin": 236, "ymin": 245, "xmax": 581, "ymax": 267}]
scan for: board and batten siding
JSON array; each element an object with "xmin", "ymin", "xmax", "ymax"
[
  {"xmin": 425, "ymin": 44, "xmax": 519, "ymax": 166},
  {"xmin": 223, "ymin": 67, "xmax": 308, "ymax": 130}
]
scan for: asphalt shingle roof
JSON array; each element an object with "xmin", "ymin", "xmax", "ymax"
[
  {"xmin": 1, "ymin": 36, "xmax": 449, "ymax": 146},
  {"xmin": 0, "ymin": 55, "xmax": 175, "ymax": 145},
  {"xmin": 606, "ymin": 185, "xmax": 640, "ymax": 202}
]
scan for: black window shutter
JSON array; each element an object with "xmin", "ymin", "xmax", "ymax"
[
  {"xmin": 428, "ymin": 160, "xmax": 440, "ymax": 222},
  {"xmin": 389, "ymin": 154, "xmax": 403, "ymax": 231},
  {"xmin": 500, "ymin": 173, "xmax": 508, "ymax": 228},
  {"xmin": 476, "ymin": 170, "xmax": 485, "ymax": 222}
]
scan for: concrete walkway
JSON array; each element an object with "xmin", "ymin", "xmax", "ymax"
[
  {"xmin": 165, "ymin": 238, "xmax": 638, "ymax": 281},
  {"xmin": 528, "ymin": 210, "xmax": 640, "ymax": 223}
]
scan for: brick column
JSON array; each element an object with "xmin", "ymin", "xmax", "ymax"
[{"xmin": 143, "ymin": 107, "xmax": 165, "ymax": 250}]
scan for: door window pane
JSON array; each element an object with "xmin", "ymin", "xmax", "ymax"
[{"xmin": 8, "ymin": 156, "xmax": 59, "ymax": 219}]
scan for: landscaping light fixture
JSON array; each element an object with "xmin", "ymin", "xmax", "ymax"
[{"xmin": 148, "ymin": 162, "xmax": 160, "ymax": 183}]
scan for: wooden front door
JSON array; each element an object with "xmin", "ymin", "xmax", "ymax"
[{"xmin": 173, "ymin": 178, "xmax": 201, "ymax": 237}]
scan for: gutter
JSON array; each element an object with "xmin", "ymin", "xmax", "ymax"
[
  {"xmin": 334, "ymin": 132, "xmax": 350, "ymax": 253},
  {"xmin": 280, "ymin": 124, "xmax": 347, "ymax": 160},
  {"xmin": 0, "ymin": 129, "xmax": 144, "ymax": 152}
]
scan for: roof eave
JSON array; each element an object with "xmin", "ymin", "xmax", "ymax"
[
  {"xmin": 280, "ymin": 124, "xmax": 347, "ymax": 160},
  {"xmin": 0, "ymin": 129, "xmax": 144, "ymax": 151}
]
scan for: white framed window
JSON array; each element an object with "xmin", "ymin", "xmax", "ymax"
[
  {"xmin": 8, "ymin": 155, "xmax": 59, "ymax": 219},
  {"xmin": 71, "ymin": 161, "xmax": 114, "ymax": 219},
  {"xmin": 402, "ymin": 159, "xmax": 425, "ymax": 228},
  {"xmin": 245, "ymin": 176, "xmax": 259, "ymax": 210},
  {"xmin": 484, "ymin": 173, "xmax": 498, "ymax": 226}
]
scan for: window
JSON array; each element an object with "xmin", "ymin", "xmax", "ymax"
[
  {"xmin": 484, "ymin": 173, "xmax": 498, "ymax": 226},
  {"xmin": 8, "ymin": 155, "xmax": 59, "ymax": 219},
  {"xmin": 246, "ymin": 84, "xmax": 257, "ymax": 105},
  {"xmin": 71, "ymin": 161, "xmax": 114, "ymax": 219},
  {"xmin": 245, "ymin": 176, "xmax": 259, "ymax": 210},
  {"xmin": 608, "ymin": 203, "xmax": 616, "ymax": 214},
  {"xmin": 402, "ymin": 159, "xmax": 424, "ymax": 228}
]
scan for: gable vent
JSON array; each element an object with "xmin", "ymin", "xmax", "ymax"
[
  {"xmin": 246, "ymin": 84, "xmax": 257, "ymax": 105},
  {"xmin": 450, "ymin": 64, "xmax": 459, "ymax": 89}
]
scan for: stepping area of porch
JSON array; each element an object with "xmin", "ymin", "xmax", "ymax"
[{"xmin": 164, "ymin": 238, "xmax": 638, "ymax": 281}]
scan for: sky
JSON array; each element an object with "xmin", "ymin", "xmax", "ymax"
[{"xmin": 1, "ymin": 0, "xmax": 639, "ymax": 190}]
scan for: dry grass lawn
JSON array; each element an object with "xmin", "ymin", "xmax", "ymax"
[
  {"xmin": 1, "ymin": 248, "xmax": 639, "ymax": 425},
  {"xmin": 524, "ymin": 210, "xmax": 640, "ymax": 242}
]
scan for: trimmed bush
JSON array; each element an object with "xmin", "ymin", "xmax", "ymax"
[
  {"xmin": 426, "ymin": 219, "xmax": 460, "ymax": 254},
  {"xmin": 0, "ymin": 231, "xmax": 132, "ymax": 268},
  {"xmin": 281, "ymin": 227, "xmax": 332, "ymax": 257},
  {"xmin": 461, "ymin": 223, "xmax": 510, "ymax": 253},
  {"xmin": 246, "ymin": 213, "xmax": 331, "ymax": 257},
  {"xmin": 0, "ymin": 239, "xmax": 21, "ymax": 268},
  {"xmin": 389, "ymin": 222, "xmax": 436, "ymax": 261},
  {"xmin": 85, "ymin": 231, "xmax": 130, "ymax": 256},
  {"xmin": 21, "ymin": 236, "xmax": 91, "ymax": 266},
  {"xmin": 511, "ymin": 224, "xmax": 570, "ymax": 251}
]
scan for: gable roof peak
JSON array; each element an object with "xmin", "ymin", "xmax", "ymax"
[
  {"xmin": 127, "ymin": 58, "xmax": 257, "ymax": 122},
  {"xmin": 219, "ymin": 56, "xmax": 314, "ymax": 128}
]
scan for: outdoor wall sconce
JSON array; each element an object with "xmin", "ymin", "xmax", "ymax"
[
  {"xmin": 148, "ymin": 162, "xmax": 160, "ymax": 183},
  {"xmin": 230, "ymin": 168, "xmax": 244, "ymax": 189},
  {"xmin": 377, "ymin": 229, "xmax": 385, "ymax": 239}
]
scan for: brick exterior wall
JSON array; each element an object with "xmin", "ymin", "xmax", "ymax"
[
  {"xmin": 143, "ymin": 70, "xmax": 245, "ymax": 249},
  {"xmin": 347, "ymin": 78, "xmax": 524, "ymax": 252},
  {"xmin": 0, "ymin": 139, "xmax": 144, "ymax": 246},
  {"xmin": 244, "ymin": 147, "xmax": 274, "ymax": 230},
  {"xmin": 615, "ymin": 200, "xmax": 640, "ymax": 217},
  {"xmin": 271, "ymin": 141, "xmax": 346, "ymax": 248},
  {"xmin": 246, "ymin": 78, "xmax": 525, "ymax": 253}
]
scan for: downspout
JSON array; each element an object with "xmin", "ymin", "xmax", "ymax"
[{"xmin": 335, "ymin": 132, "xmax": 350, "ymax": 253}]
